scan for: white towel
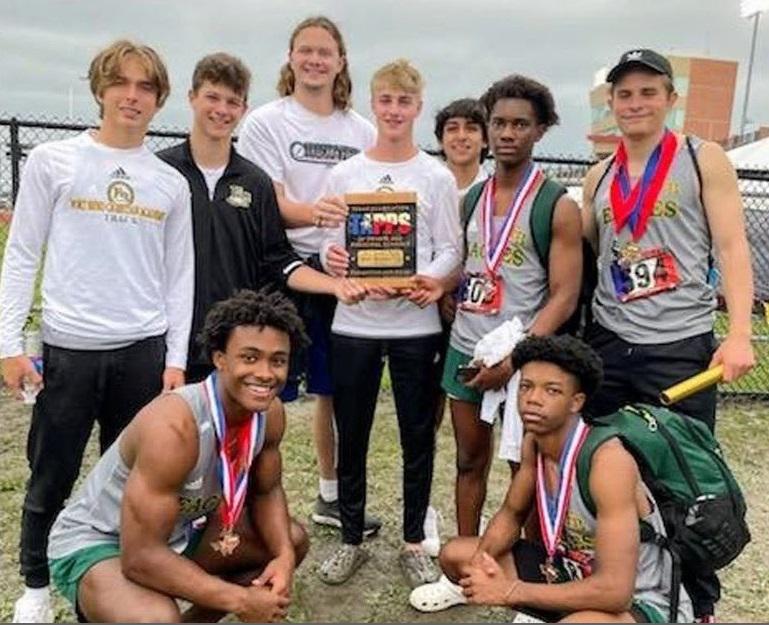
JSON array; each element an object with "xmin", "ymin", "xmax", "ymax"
[{"xmin": 472, "ymin": 319, "xmax": 526, "ymax": 462}]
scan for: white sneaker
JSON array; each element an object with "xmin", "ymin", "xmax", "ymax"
[
  {"xmin": 409, "ymin": 574, "xmax": 467, "ymax": 612},
  {"xmin": 13, "ymin": 593, "xmax": 53, "ymax": 623},
  {"xmin": 512, "ymin": 611, "xmax": 547, "ymax": 623},
  {"xmin": 421, "ymin": 505, "xmax": 441, "ymax": 557}
]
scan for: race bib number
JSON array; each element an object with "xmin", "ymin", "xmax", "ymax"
[
  {"xmin": 459, "ymin": 272, "xmax": 503, "ymax": 315},
  {"xmin": 611, "ymin": 248, "xmax": 680, "ymax": 303}
]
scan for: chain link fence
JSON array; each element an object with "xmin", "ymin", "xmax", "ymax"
[{"xmin": 1, "ymin": 116, "xmax": 767, "ymax": 397}]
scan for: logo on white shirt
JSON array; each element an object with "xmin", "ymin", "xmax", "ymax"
[
  {"xmin": 109, "ymin": 166, "xmax": 130, "ymax": 180},
  {"xmin": 107, "ymin": 180, "xmax": 135, "ymax": 205},
  {"xmin": 377, "ymin": 174, "xmax": 396, "ymax": 192},
  {"xmin": 289, "ymin": 141, "xmax": 360, "ymax": 164}
]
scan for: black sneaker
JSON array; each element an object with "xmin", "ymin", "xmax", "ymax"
[{"xmin": 311, "ymin": 495, "xmax": 382, "ymax": 537}]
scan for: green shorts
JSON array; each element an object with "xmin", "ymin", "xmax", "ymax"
[
  {"xmin": 48, "ymin": 529, "xmax": 205, "ymax": 608},
  {"xmin": 49, "ymin": 543, "xmax": 121, "ymax": 606},
  {"xmin": 631, "ymin": 600, "xmax": 666, "ymax": 623},
  {"xmin": 441, "ymin": 345, "xmax": 482, "ymax": 405}
]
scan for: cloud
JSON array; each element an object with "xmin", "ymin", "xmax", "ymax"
[{"xmin": 1, "ymin": 0, "xmax": 767, "ymax": 155}]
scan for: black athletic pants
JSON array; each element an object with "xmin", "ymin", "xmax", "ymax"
[
  {"xmin": 20, "ymin": 336, "xmax": 165, "ymax": 588},
  {"xmin": 586, "ymin": 323, "xmax": 719, "ymax": 617},
  {"xmin": 330, "ymin": 333, "xmax": 441, "ymax": 545}
]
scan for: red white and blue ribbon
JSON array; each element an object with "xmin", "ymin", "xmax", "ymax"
[
  {"xmin": 610, "ymin": 129, "xmax": 678, "ymax": 240},
  {"xmin": 481, "ymin": 163, "xmax": 543, "ymax": 275},
  {"xmin": 204, "ymin": 372, "xmax": 261, "ymax": 533},
  {"xmin": 536, "ymin": 418, "xmax": 590, "ymax": 560}
]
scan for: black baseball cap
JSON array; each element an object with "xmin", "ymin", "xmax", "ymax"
[{"xmin": 606, "ymin": 49, "xmax": 673, "ymax": 83}]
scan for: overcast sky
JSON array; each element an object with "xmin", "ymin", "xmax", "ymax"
[{"xmin": 1, "ymin": 0, "xmax": 767, "ymax": 156}]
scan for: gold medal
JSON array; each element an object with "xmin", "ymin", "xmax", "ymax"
[
  {"xmin": 618, "ymin": 241, "xmax": 642, "ymax": 267},
  {"xmin": 211, "ymin": 528, "xmax": 240, "ymax": 557},
  {"xmin": 540, "ymin": 557, "xmax": 559, "ymax": 584}
]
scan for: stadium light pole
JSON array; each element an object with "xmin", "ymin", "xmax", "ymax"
[{"xmin": 739, "ymin": 0, "xmax": 769, "ymax": 139}]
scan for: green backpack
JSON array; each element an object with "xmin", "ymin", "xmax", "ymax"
[
  {"xmin": 576, "ymin": 404, "xmax": 750, "ymax": 621},
  {"xmin": 461, "ymin": 177, "xmax": 596, "ymax": 336}
]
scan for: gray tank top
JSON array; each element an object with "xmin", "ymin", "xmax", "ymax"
[
  {"xmin": 562, "ymin": 471, "xmax": 693, "ymax": 622},
  {"xmin": 450, "ymin": 179, "xmax": 548, "ymax": 355},
  {"xmin": 592, "ymin": 137, "xmax": 715, "ymax": 344},
  {"xmin": 48, "ymin": 382, "xmax": 266, "ymax": 559}
]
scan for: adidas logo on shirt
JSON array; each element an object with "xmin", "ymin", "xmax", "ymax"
[
  {"xmin": 109, "ymin": 166, "xmax": 130, "ymax": 180},
  {"xmin": 377, "ymin": 174, "xmax": 396, "ymax": 192}
]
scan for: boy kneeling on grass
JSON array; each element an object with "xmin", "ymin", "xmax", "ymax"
[{"xmin": 410, "ymin": 335, "xmax": 693, "ymax": 623}]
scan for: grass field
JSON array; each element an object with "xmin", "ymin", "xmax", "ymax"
[{"xmin": 0, "ymin": 390, "xmax": 766, "ymax": 622}]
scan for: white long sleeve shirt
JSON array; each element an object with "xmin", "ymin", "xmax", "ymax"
[
  {"xmin": 0, "ymin": 132, "xmax": 194, "ymax": 368},
  {"xmin": 321, "ymin": 150, "xmax": 461, "ymax": 338}
]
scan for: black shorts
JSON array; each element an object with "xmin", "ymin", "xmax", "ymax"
[
  {"xmin": 585, "ymin": 323, "xmax": 717, "ymax": 432},
  {"xmin": 511, "ymin": 541, "xmax": 666, "ymax": 623}
]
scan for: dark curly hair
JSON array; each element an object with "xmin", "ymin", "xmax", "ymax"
[
  {"xmin": 512, "ymin": 335, "xmax": 603, "ymax": 399},
  {"xmin": 434, "ymin": 98, "xmax": 489, "ymax": 162},
  {"xmin": 199, "ymin": 289, "xmax": 309, "ymax": 359},
  {"xmin": 480, "ymin": 75, "xmax": 559, "ymax": 129}
]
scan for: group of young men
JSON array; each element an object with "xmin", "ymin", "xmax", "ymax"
[{"xmin": 0, "ymin": 15, "xmax": 755, "ymax": 624}]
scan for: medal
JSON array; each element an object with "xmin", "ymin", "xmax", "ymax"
[
  {"xmin": 540, "ymin": 557, "xmax": 560, "ymax": 584},
  {"xmin": 212, "ymin": 528, "xmax": 241, "ymax": 556},
  {"xmin": 617, "ymin": 241, "xmax": 642, "ymax": 268},
  {"xmin": 535, "ymin": 418, "xmax": 590, "ymax": 584},
  {"xmin": 204, "ymin": 372, "xmax": 264, "ymax": 557},
  {"xmin": 610, "ymin": 129, "xmax": 678, "ymax": 240}
]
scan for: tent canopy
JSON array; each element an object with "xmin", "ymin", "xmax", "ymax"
[{"xmin": 728, "ymin": 137, "xmax": 769, "ymax": 169}]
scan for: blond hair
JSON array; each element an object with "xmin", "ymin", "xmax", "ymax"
[
  {"xmin": 370, "ymin": 59, "xmax": 424, "ymax": 97},
  {"xmin": 88, "ymin": 39, "xmax": 170, "ymax": 115},
  {"xmin": 276, "ymin": 16, "xmax": 352, "ymax": 111}
]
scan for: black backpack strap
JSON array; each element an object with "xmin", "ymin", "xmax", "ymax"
[
  {"xmin": 668, "ymin": 547, "xmax": 682, "ymax": 623},
  {"xmin": 593, "ymin": 155, "xmax": 616, "ymax": 198},
  {"xmin": 590, "ymin": 156, "xmax": 615, "ymax": 246},
  {"xmin": 685, "ymin": 135, "xmax": 704, "ymax": 208},
  {"xmin": 685, "ymin": 135, "xmax": 715, "ymax": 278}
]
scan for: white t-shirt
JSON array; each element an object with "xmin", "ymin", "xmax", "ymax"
[
  {"xmin": 321, "ymin": 151, "xmax": 462, "ymax": 338},
  {"xmin": 199, "ymin": 164, "xmax": 226, "ymax": 200},
  {"xmin": 0, "ymin": 132, "xmax": 194, "ymax": 368},
  {"xmin": 238, "ymin": 96, "xmax": 376, "ymax": 257}
]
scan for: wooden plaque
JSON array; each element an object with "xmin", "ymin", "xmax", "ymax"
[{"xmin": 344, "ymin": 191, "xmax": 417, "ymax": 287}]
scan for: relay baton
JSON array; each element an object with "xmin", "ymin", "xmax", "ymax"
[{"xmin": 659, "ymin": 365, "xmax": 724, "ymax": 406}]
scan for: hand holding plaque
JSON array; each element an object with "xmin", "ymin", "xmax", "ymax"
[
  {"xmin": 405, "ymin": 274, "xmax": 445, "ymax": 308},
  {"xmin": 344, "ymin": 191, "xmax": 417, "ymax": 288}
]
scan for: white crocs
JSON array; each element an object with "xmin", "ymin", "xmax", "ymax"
[{"xmin": 409, "ymin": 574, "xmax": 467, "ymax": 612}]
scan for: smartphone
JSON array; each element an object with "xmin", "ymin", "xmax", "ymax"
[{"xmin": 455, "ymin": 364, "xmax": 481, "ymax": 383}]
